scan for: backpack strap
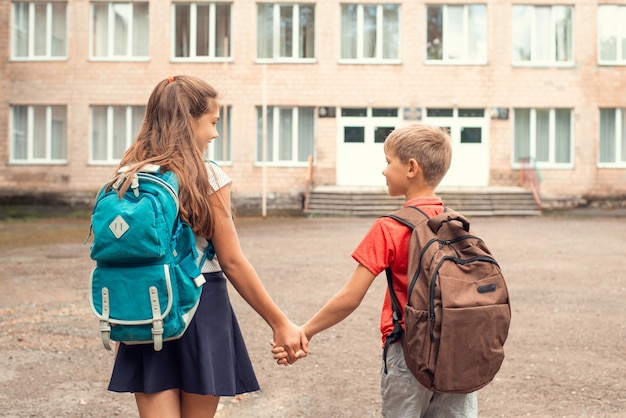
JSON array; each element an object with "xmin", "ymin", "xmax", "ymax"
[{"xmin": 380, "ymin": 207, "xmax": 430, "ymax": 373}]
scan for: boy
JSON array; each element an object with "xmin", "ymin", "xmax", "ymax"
[{"xmin": 273, "ymin": 124, "xmax": 477, "ymax": 417}]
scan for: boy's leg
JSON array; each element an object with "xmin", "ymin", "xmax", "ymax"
[
  {"xmin": 380, "ymin": 342, "xmax": 432, "ymax": 418},
  {"xmin": 380, "ymin": 343, "xmax": 478, "ymax": 418},
  {"xmin": 426, "ymin": 392, "xmax": 477, "ymax": 418}
]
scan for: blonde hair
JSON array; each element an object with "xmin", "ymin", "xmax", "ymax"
[
  {"xmin": 383, "ymin": 124, "xmax": 452, "ymax": 187},
  {"xmin": 116, "ymin": 75, "xmax": 219, "ymax": 238}
]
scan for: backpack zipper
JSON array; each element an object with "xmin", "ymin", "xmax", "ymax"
[{"xmin": 428, "ymin": 255, "xmax": 500, "ymax": 342}]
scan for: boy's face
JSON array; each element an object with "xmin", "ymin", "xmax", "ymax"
[{"xmin": 382, "ymin": 150, "xmax": 410, "ymax": 197}]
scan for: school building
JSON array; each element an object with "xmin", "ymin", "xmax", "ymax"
[{"xmin": 1, "ymin": 0, "xmax": 626, "ymax": 213}]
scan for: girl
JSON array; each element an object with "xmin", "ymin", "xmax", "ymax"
[{"xmin": 107, "ymin": 75, "xmax": 307, "ymax": 417}]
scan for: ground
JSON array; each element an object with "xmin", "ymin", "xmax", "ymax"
[{"xmin": 0, "ymin": 211, "xmax": 624, "ymax": 417}]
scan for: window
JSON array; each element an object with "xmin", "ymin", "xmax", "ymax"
[
  {"xmin": 91, "ymin": 2, "xmax": 149, "ymax": 59},
  {"xmin": 11, "ymin": 105, "xmax": 67, "ymax": 163},
  {"xmin": 91, "ymin": 105, "xmax": 145, "ymax": 163},
  {"xmin": 11, "ymin": 1, "xmax": 67, "ymax": 59},
  {"xmin": 173, "ymin": 2, "xmax": 232, "ymax": 60},
  {"xmin": 256, "ymin": 107, "xmax": 315, "ymax": 164},
  {"xmin": 205, "ymin": 105, "xmax": 232, "ymax": 163},
  {"xmin": 598, "ymin": 5, "xmax": 626, "ymax": 65},
  {"xmin": 513, "ymin": 108, "xmax": 572, "ymax": 167},
  {"xmin": 599, "ymin": 108, "xmax": 626, "ymax": 167},
  {"xmin": 257, "ymin": 3, "xmax": 315, "ymax": 61},
  {"xmin": 340, "ymin": 4, "xmax": 399, "ymax": 62},
  {"xmin": 512, "ymin": 5, "xmax": 573, "ymax": 66},
  {"xmin": 426, "ymin": 4, "xmax": 487, "ymax": 63}
]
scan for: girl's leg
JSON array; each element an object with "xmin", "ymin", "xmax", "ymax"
[
  {"xmin": 180, "ymin": 391, "xmax": 220, "ymax": 418},
  {"xmin": 135, "ymin": 389, "xmax": 181, "ymax": 418}
]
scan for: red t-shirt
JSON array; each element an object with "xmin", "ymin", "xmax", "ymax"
[{"xmin": 351, "ymin": 197, "xmax": 444, "ymax": 347}]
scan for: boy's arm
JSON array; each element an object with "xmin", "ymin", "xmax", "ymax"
[{"xmin": 301, "ymin": 264, "xmax": 376, "ymax": 340}]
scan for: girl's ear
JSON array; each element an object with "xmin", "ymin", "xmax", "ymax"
[{"xmin": 407, "ymin": 158, "xmax": 420, "ymax": 178}]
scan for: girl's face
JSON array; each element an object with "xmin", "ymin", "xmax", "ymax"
[{"xmin": 191, "ymin": 106, "xmax": 220, "ymax": 153}]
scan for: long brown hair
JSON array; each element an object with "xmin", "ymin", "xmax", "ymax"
[{"xmin": 115, "ymin": 75, "xmax": 218, "ymax": 238}]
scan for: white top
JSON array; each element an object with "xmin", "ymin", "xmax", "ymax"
[{"xmin": 195, "ymin": 161, "xmax": 232, "ymax": 273}]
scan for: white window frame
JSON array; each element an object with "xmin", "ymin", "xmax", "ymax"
[
  {"xmin": 512, "ymin": 5, "xmax": 574, "ymax": 67},
  {"xmin": 10, "ymin": 105, "xmax": 67, "ymax": 164},
  {"xmin": 205, "ymin": 105, "xmax": 232, "ymax": 164},
  {"xmin": 11, "ymin": 1, "xmax": 67, "ymax": 60},
  {"xmin": 425, "ymin": 4, "xmax": 487, "ymax": 65},
  {"xmin": 598, "ymin": 108, "xmax": 626, "ymax": 168},
  {"xmin": 90, "ymin": 2, "xmax": 150, "ymax": 61},
  {"xmin": 90, "ymin": 105, "xmax": 145, "ymax": 165},
  {"xmin": 598, "ymin": 5, "xmax": 626, "ymax": 66},
  {"xmin": 256, "ymin": 3, "xmax": 316, "ymax": 63},
  {"xmin": 256, "ymin": 106, "xmax": 315, "ymax": 166},
  {"xmin": 512, "ymin": 108, "xmax": 574, "ymax": 169},
  {"xmin": 339, "ymin": 3, "xmax": 400, "ymax": 64},
  {"xmin": 171, "ymin": 2, "xmax": 233, "ymax": 62}
]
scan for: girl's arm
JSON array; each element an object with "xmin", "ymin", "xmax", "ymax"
[{"xmin": 208, "ymin": 186, "xmax": 307, "ymax": 363}]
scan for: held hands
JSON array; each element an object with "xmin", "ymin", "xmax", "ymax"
[
  {"xmin": 271, "ymin": 326, "xmax": 309, "ymax": 366},
  {"xmin": 271, "ymin": 323, "xmax": 309, "ymax": 366}
]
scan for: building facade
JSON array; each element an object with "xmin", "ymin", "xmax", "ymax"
[{"xmin": 2, "ymin": 0, "xmax": 626, "ymax": 212}]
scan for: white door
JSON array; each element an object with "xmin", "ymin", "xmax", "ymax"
[
  {"xmin": 424, "ymin": 108, "xmax": 490, "ymax": 188},
  {"xmin": 336, "ymin": 107, "xmax": 400, "ymax": 186}
]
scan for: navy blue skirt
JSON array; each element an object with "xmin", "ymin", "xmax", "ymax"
[{"xmin": 108, "ymin": 272, "xmax": 260, "ymax": 396}]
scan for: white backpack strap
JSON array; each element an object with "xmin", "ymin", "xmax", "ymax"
[
  {"xmin": 149, "ymin": 286, "xmax": 164, "ymax": 351},
  {"xmin": 100, "ymin": 288, "xmax": 112, "ymax": 351}
]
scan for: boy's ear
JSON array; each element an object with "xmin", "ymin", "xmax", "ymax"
[{"xmin": 407, "ymin": 158, "xmax": 420, "ymax": 178}]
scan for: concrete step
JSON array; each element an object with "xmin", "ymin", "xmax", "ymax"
[{"xmin": 305, "ymin": 187, "xmax": 541, "ymax": 217}]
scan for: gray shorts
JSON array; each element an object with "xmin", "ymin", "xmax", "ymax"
[{"xmin": 380, "ymin": 343, "xmax": 477, "ymax": 418}]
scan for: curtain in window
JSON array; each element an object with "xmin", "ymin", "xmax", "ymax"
[
  {"xmin": 196, "ymin": 4, "xmax": 211, "ymax": 56},
  {"xmin": 299, "ymin": 5, "xmax": 315, "ymax": 58},
  {"xmin": 363, "ymin": 5, "xmax": 377, "ymax": 58},
  {"xmin": 534, "ymin": 7, "xmax": 551, "ymax": 62},
  {"xmin": 215, "ymin": 4, "xmax": 231, "ymax": 57},
  {"xmin": 13, "ymin": 3, "xmax": 29, "ymax": 57},
  {"xmin": 599, "ymin": 109, "xmax": 616, "ymax": 163},
  {"xmin": 51, "ymin": 2, "xmax": 67, "ymax": 56},
  {"xmin": 621, "ymin": 109, "xmax": 626, "ymax": 162},
  {"xmin": 257, "ymin": 107, "xmax": 275, "ymax": 161},
  {"xmin": 257, "ymin": 4, "xmax": 273, "ymax": 58},
  {"xmin": 554, "ymin": 109, "xmax": 571, "ymax": 163},
  {"xmin": 598, "ymin": 7, "xmax": 617, "ymax": 61},
  {"xmin": 278, "ymin": 108, "xmax": 293, "ymax": 160},
  {"xmin": 298, "ymin": 108, "xmax": 314, "ymax": 161},
  {"xmin": 512, "ymin": 6, "xmax": 531, "ymax": 61},
  {"xmin": 92, "ymin": 106, "xmax": 108, "ymax": 161},
  {"xmin": 554, "ymin": 6, "xmax": 572, "ymax": 62},
  {"xmin": 280, "ymin": 6, "xmax": 294, "ymax": 58},
  {"xmin": 112, "ymin": 107, "xmax": 127, "ymax": 159},
  {"xmin": 33, "ymin": 106, "xmax": 47, "ymax": 159},
  {"xmin": 341, "ymin": 5, "xmax": 357, "ymax": 59},
  {"xmin": 12, "ymin": 106, "xmax": 28, "ymax": 159},
  {"xmin": 446, "ymin": 6, "xmax": 463, "ymax": 60},
  {"xmin": 33, "ymin": 3, "xmax": 48, "ymax": 56},
  {"xmin": 113, "ymin": 3, "xmax": 130, "ymax": 56},
  {"xmin": 468, "ymin": 5, "xmax": 486, "ymax": 61},
  {"xmin": 382, "ymin": 5, "xmax": 398, "ymax": 59},
  {"xmin": 174, "ymin": 4, "xmax": 191, "ymax": 57},
  {"xmin": 92, "ymin": 3, "xmax": 108, "ymax": 56},
  {"xmin": 132, "ymin": 3, "xmax": 149, "ymax": 56},
  {"xmin": 514, "ymin": 109, "xmax": 531, "ymax": 162},
  {"xmin": 535, "ymin": 109, "xmax": 550, "ymax": 162},
  {"xmin": 51, "ymin": 106, "xmax": 67, "ymax": 160}
]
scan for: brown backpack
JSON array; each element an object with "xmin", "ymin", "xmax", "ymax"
[{"xmin": 382, "ymin": 206, "xmax": 511, "ymax": 394}]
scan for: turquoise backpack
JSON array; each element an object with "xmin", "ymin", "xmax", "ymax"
[{"xmin": 88, "ymin": 165, "xmax": 206, "ymax": 351}]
